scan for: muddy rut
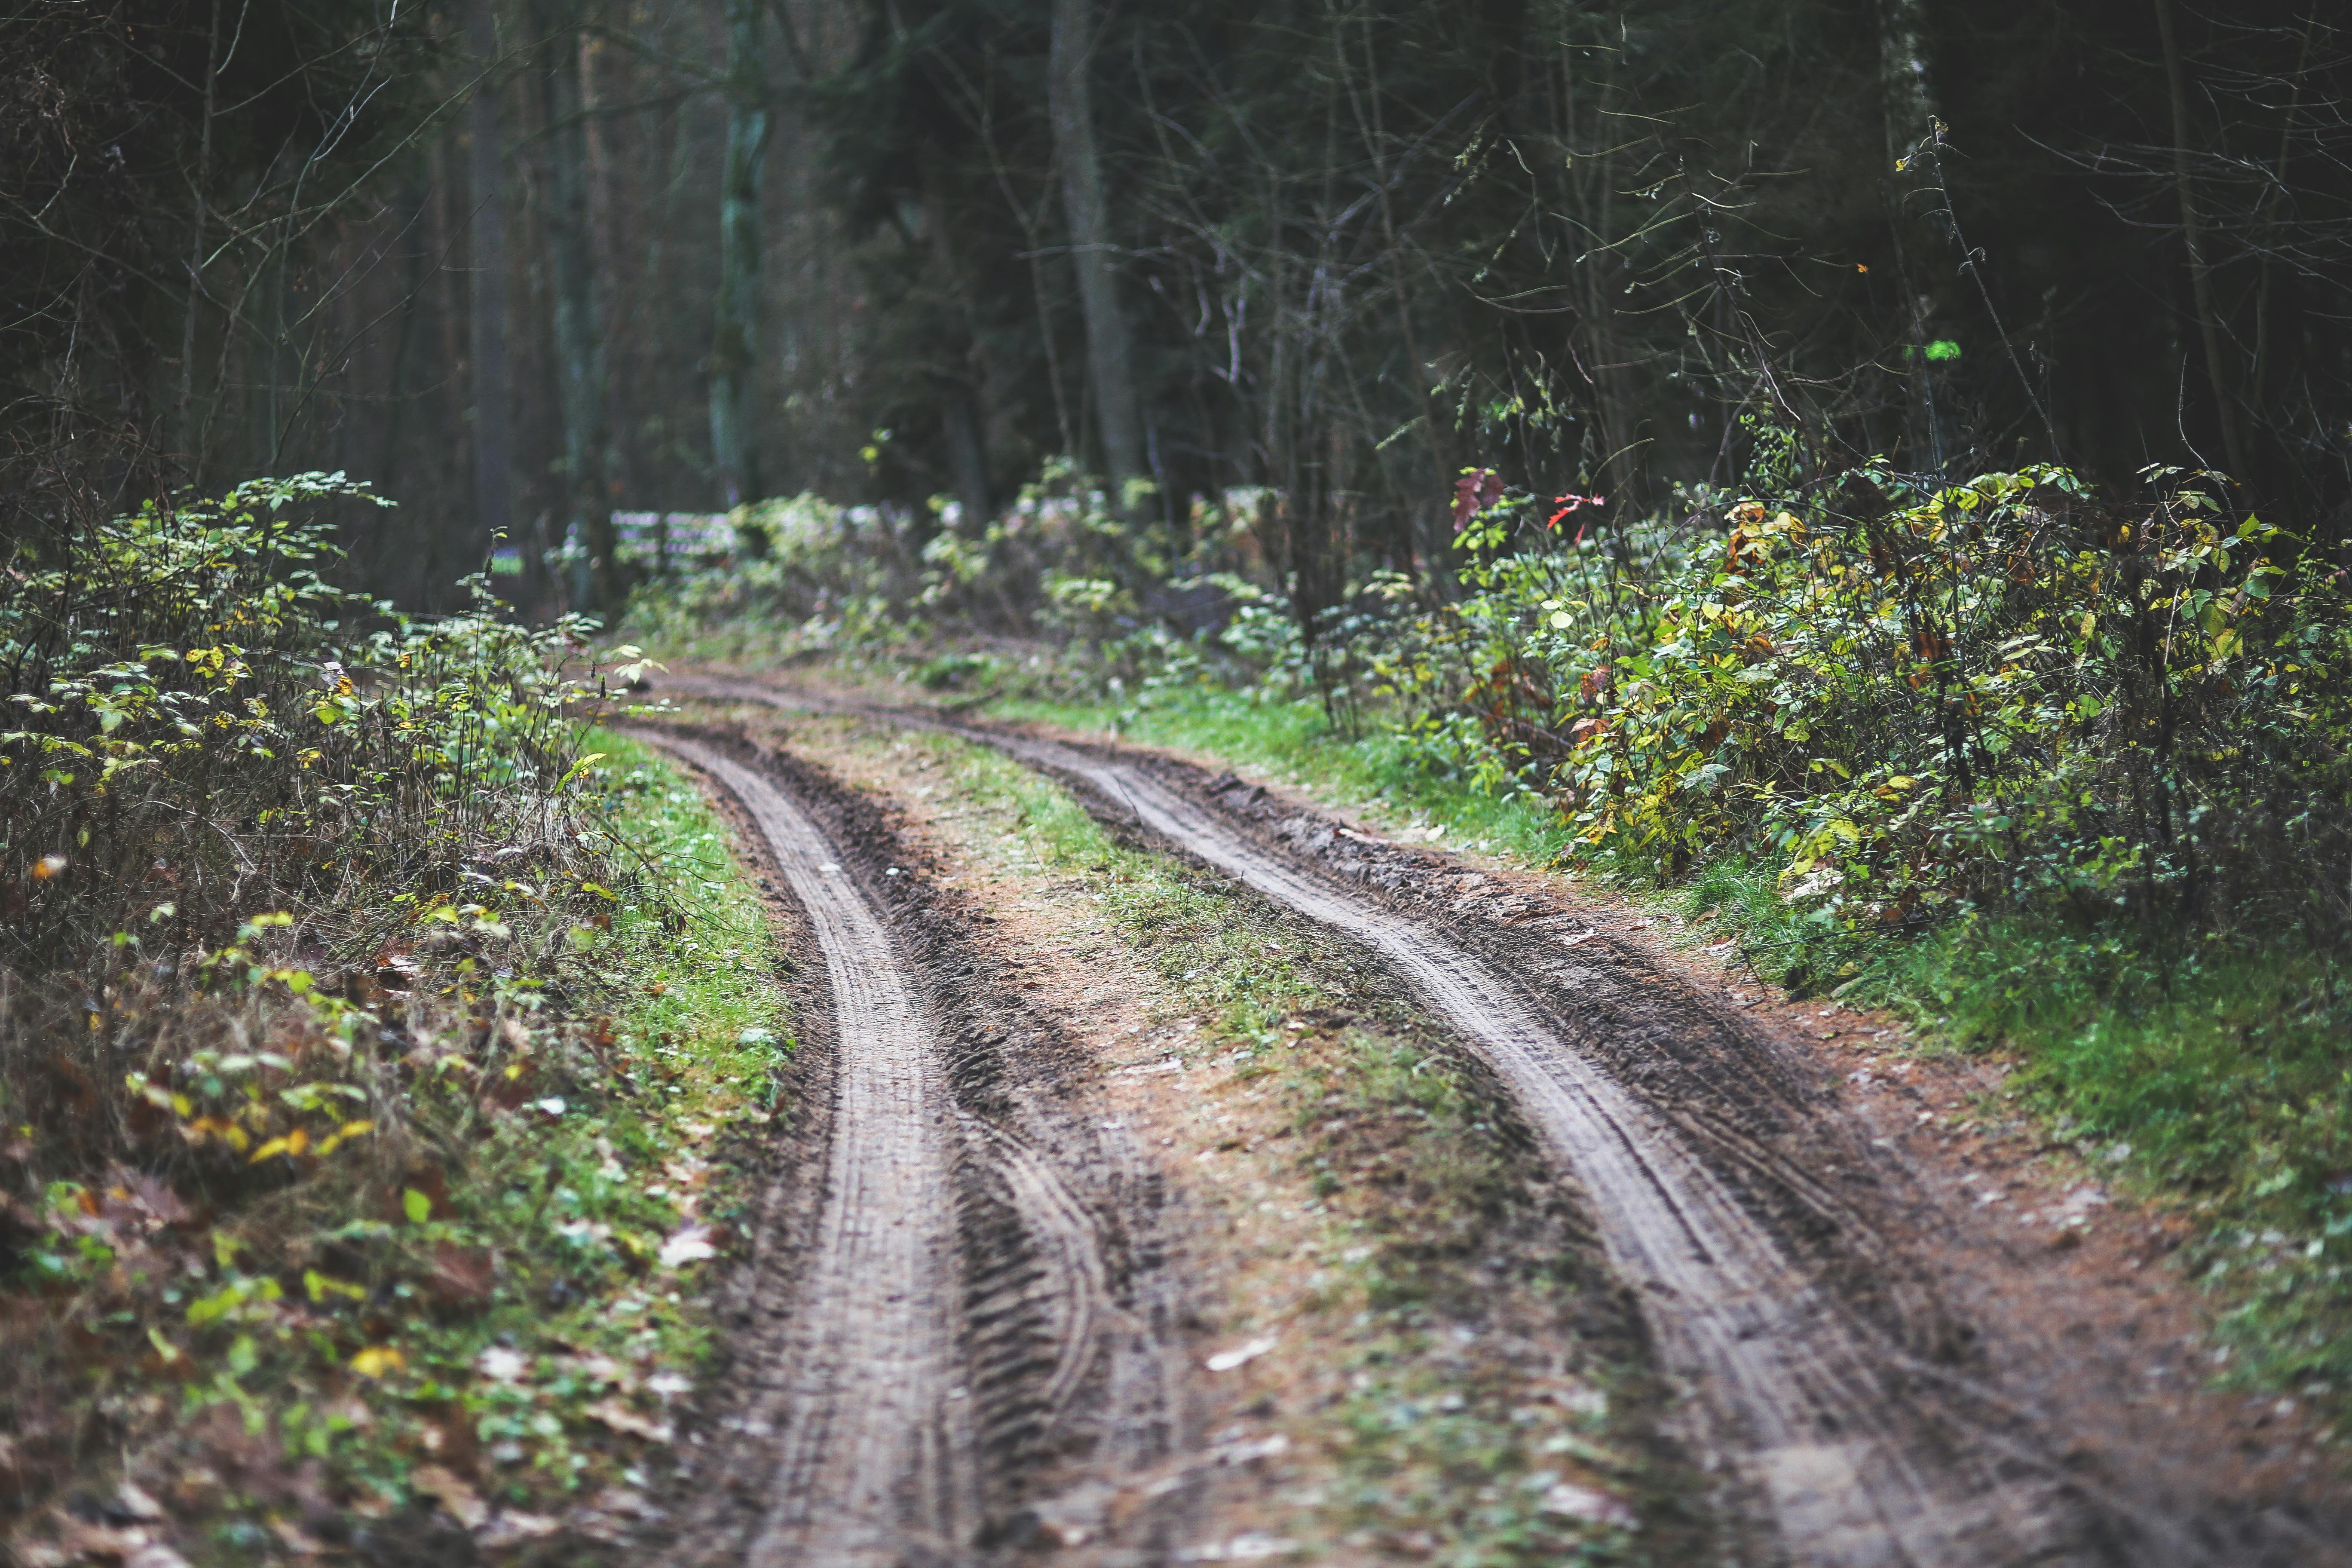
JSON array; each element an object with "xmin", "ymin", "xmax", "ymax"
[
  {"xmin": 649, "ymin": 735, "xmax": 974, "ymax": 1562},
  {"xmin": 640, "ymin": 731, "xmax": 1191, "ymax": 1566},
  {"xmin": 656, "ymin": 673, "xmax": 2347, "ymax": 1568}
]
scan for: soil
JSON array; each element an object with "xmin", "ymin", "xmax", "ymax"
[
  {"xmin": 635, "ymin": 727, "xmax": 1198, "ymax": 1566},
  {"xmin": 639, "ymin": 671, "xmax": 2352, "ymax": 1566},
  {"xmin": 712, "ymin": 707, "xmax": 1706, "ymax": 1564}
]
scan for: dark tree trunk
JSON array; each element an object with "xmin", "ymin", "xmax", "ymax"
[
  {"xmin": 1048, "ymin": 0, "xmax": 1146, "ymax": 505},
  {"xmin": 534, "ymin": 0, "xmax": 617, "ymax": 608},
  {"xmin": 711, "ymin": 0, "xmax": 772, "ymax": 510},
  {"xmin": 467, "ymin": 0, "xmax": 514, "ymax": 588}
]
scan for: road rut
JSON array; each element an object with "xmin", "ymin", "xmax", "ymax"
[
  {"xmin": 654, "ymin": 675, "xmax": 2352, "ymax": 1566},
  {"xmin": 959, "ymin": 729, "xmax": 2095, "ymax": 1567},
  {"xmin": 646, "ymin": 734, "xmax": 976, "ymax": 1563},
  {"xmin": 643, "ymin": 725, "xmax": 1205, "ymax": 1567}
]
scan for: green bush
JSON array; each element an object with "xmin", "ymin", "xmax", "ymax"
[
  {"xmin": 2, "ymin": 474, "xmax": 615, "ymax": 976},
  {"xmin": 0, "ymin": 479, "xmax": 791, "ymax": 1548},
  {"xmin": 1398, "ymin": 464, "xmax": 2351, "ymax": 949}
]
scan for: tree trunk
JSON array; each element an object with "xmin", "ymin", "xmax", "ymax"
[
  {"xmin": 1047, "ymin": 0, "xmax": 1146, "ymax": 505},
  {"xmin": 466, "ymin": 0, "xmax": 514, "ymax": 588},
  {"xmin": 922, "ymin": 162, "xmax": 992, "ymax": 525},
  {"xmin": 2154, "ymin": 0, "xmax": 2249, "ymax": 479},
  {"xmin": 534, "ymin": 0, "xmax": 617, "ymax": 608},
  {"xmin": 176, "ymin": 0, "xmax": 222, "ymax": 470},
  {"xmin": 1878, "ymin": 0, "xmax": 1956, "ymax": 471},
  {"xmin": 711, "ymin": 0, "xmax": 771, "ymax": 510}
]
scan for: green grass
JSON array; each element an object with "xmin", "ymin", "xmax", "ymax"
[
  {"xmin": 1641, "ymin": 855, "xmax": 2352, "ymax": 1437},
  {"xmin": 423, "ymin": 729, "xmax": 792, "ymax": 1506},
  {"xmin": 995, "ymin": 686, "xmax": 1574, "ymax": 868}
]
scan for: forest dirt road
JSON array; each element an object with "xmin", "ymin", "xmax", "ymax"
[
  {"xmin": 644, "ymin": 671, "xmax": 2350, "ymax": 1568},
  {"xmin": 638, "ymin": 731, "xmax": 1195, "ymax": 1566}
]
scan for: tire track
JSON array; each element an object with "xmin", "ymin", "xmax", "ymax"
[
  {"xmin": 645, "ymin": 733, "xmax": 977, "ymax": 1564},
  {"xmin": 959, "ymin": 727, "xmax": 2094, "ymax": 1568},
  {"xmin": 641, "ymin": 726, "xmax": 1197, "ymax": 1566}
]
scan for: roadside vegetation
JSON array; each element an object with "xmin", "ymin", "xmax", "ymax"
[
  {"xmin": 0, "ymin": 486, "xmax": 787, "ymax": 1564},
  {"xmin": 626, "ymin": 449, "xmax": 2352, "ymax": 1436}
]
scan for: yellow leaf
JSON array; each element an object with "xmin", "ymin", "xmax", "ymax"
[
  {"xmin": 249, "ymin": 1136, "xmax": 291, "ymax": 1164},
  {"xmin": 314, "ymin": 1118, "xmax": 374, "ymax": 1156},
  {"xmin": 350, "ymin": 1345, "xmax": 406, "ymax": 1378}
]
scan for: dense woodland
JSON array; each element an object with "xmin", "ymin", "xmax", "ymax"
[{"xmin": 7, "ymin": 0, "xmax": 2352, "ymax": 611}]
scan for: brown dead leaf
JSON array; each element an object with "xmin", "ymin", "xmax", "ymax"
[
  {"xmin": 417, "ymin": 1409, "xmax": 481, "ymax": 1473},
  {"xmin": 112, "ymin": 1168, "xmax": 192, "ymax": 1228},
  {"xmin": 269, "ymin": 1519, "xmax": 325, "ymax": 1556},
  {"xmin": 53, "ymin": 1515, "xmax": 157, "ymax": 1562},
  {"xmin": 113, "ymin": 1481, "xmax": 167, "ymax": 1522},
  {"xmin": 409, "ymin": 1463, "xmax": 488, "ymax": 1530},
  {"xmin": 476, "ymin": 1511, "xmax": 562, "ymax": 1549},
  {"xmin": 427, "ymin": 1243, "xmax": 497, "ymax": 1310}
]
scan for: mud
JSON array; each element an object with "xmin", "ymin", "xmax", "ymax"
[
  {"xmin": 637, "ymin": 728, "xmax": 1196, "ymax": 1566},
  {"xmin": 649, "ymin": 671, "xmax": 2350, "ymax": 1568},
  {"xmin": 1014, "ymin": 731, "xmax": 2352, "ymax": 1568},
  {"xmin": 761, "ymin": 708, "xmax": 1711, "ymax": 1560}
]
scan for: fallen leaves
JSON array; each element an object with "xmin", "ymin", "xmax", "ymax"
[
  {"xmin": 427, "ymin": 1242, "xmax": 497, "ymax": 1308},
  {"xmin": 476, "ymin": 1345, "xmax": 530, "ymax": 1382},
  {"xmin": 475, "ymin": 1510, "xmax": 561, "ymax": 1549},
  {"xmin": 409, "ymin": 1462, "xmax": 487, "ymax": 1529},
  {"xmin": 1535, "ymin": 1478, "xmax": 1636, "ymax": 1529},
  {"xmin": 657, "ymin": 1223, "xmax": 719, "ymax": 1269},
  {"xmin": 583, "ymin": 1399, "xmax": 674, "ymax": 1443},
  {"xmin": 18, "ymin": 1515, "xmax": 192, "ymax": 1568}
]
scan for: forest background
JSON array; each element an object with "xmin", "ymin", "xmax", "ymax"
[{"xmin": 10, "ymin": 0, "xmax": 2352, "ymax": 594}]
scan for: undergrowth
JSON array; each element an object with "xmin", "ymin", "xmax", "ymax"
[
  {"xmin": 0, "ymin": 485, "xmax": 790, "ymax": 1562},
  {"xmin": 628, "ymin": 445, "xmax": 2352, "ymax": 1436}
]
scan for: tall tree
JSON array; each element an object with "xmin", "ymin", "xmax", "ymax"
[
  {"xmin": 1047, "ymin": 0, "xmax": 1146, "ymax": 503},
  {"xmin": 711, "ymin": 0, "xmax": 774, "ymax": 509},
  {"xmin": 467, "ymin": 0, "xmax": 515, "ymax": 571},
  {"xmin": 2154, "ymin": 0, "xmax": 2249, "ymax": 479},
  {"xmin": 533, "ymin": 0, "xmax": 618, "ymax": 605},
  {"xmin": 1879, "ymin": 0, "xmax": 1958, "ymax": 471}
]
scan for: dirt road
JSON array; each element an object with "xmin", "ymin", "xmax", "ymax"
[
  {"xmin": 644, "ymin": 674, "xmax": 2348, "ymax": 1567},
  {"xmin": 640, "ymin": 731, "xmax": 1192, "ymax": 1565}
]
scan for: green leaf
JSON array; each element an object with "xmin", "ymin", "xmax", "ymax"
[{"xmin": 402, "ymin": 1188, "xmax": 432, "ymax": 1225}]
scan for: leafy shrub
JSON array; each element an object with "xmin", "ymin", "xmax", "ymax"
[
  {"xmin": 0, "ymin": 478, "xmax": 738, "ymax": 1544},
  {"xmin": 1406, "ymin": 463, "xmax": 2352, "ymax": 948},
  {"xmin": 3, "ymin": 475, "xmax": 610, "ymax": 975}
]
